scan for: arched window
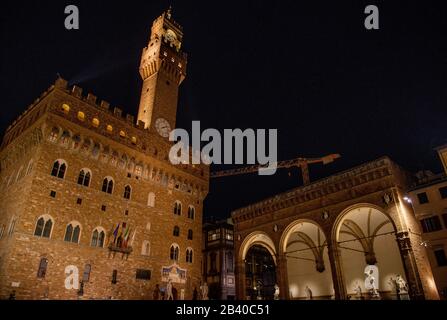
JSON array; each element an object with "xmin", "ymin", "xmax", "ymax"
[
  {"xmin": 77, "ymin": 111, "xmax": 85, "ymax": 121},
  {"xmin": 77, "ymin": 169, "xmax": 91, "ymax": 187},
  {"xmin": 49, "ymin": 127, "xmax": 59, "ymax": 143},
  {"xmin": 173, "ymin": 226, "xmax": 180, "ymax": 237},
  {"xmin": 60, "ymin": 131, "xmax": 70, "ymax": 145},
  {"xmin": 188, "ymin": 206, "xmax": 195, "ymax": 220},
  {"xmin": 62, "ymin": 103, "xmax": 70, "ymax": 113},
  {"xmin": 102, "ymin": 177, "xmax": 114, "ymax": 194},
  {"xmin": 26, "ymin": 160, "xmax": 33, "ymax": 176},
  {"xmin": 37, "ymin": 258, "xmax": 48, "ymax": 278},
  {"xmin": 123, "ymin": 185, "xmax": 131, "ymax": 200},
  {"xmin": 91, "ymin": 228, "xmax": 105, "ymax": 248},
  {"xmin": 106, "ymin": 125, "xmax": 113, "ymax": 133},
  {"xmin": 170, "ymin": 244, "xmax": 179, "ymax": 261},
  {"xmin": 83, "ymin": 264, "xmax": 91, "ymax": 282},
  {"xmin": 51, "ymin": 160, "xmax": 67, "ymax": 179},
  {"xmin": 186, "ymin": 248, "xmax": 193, "ymax": 263},
  {"xmin": 119, "ymin": 130, "xmax": 126, "ymax": 138},
  {"xmin": 145, "ymin": 222, "xmax": 151, "ymax": 232},
  {"xmin": 147, "ymin": 192, "xmax": 155, "ymax": 207},
  {"xmin": 141, "ymin": 240, "xmax": 150, "ymax": 256},
  {"xmin": 174, "ymin": 201, "xmax": 182, "ymax": 216},
  {"xmin": 34, "ymin": 216, "xmax": 53, "ymax": 238},
  {"xmin": 8, "ymin": 217, "xmax": 17, "ymax": 236},
  {"xmin": 187, "ymin": 229, "xmax": 193, "ymax": 240},
  {"xmin": 16, "ymin": 167, "xmax": 24, "ymax": 182},
  {"xmin": 92, "ymin": 118, "xmax": 100, "ymax": 128},
  {"xmin": 64, "ymin": 222, "xmax": 81, "ymax": 244}
]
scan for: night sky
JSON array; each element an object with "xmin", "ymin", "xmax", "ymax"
[{"xmin": 1, "ymin": 1, "xmax": 446, "ymax": 220}]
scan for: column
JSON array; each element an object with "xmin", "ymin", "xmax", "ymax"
[
  {"xmin": 327, "ymin": 242, "xmax": 346, "ymax": 300},
  {"xmin": 395, "ymin": 231, "xmax": 425, "ymax": 300},
  {"xmin": 276, "ymin": 255, "xmax": 290, "ymax": 300}
]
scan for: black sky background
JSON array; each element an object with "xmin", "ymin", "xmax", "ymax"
[{"xmin": 1, "ymin": 1, "xmax": 446, "ymax": 220}]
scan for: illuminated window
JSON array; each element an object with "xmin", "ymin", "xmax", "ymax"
[
  {"xmin": 77, "ymin": 111, "xmax": 85, "ymax": 121},
  {"xmin": 178, "ymin": 62, "xmax": 182, "ymax": 68},
  {"xmin": 119, "ymin": 130, "xmax": 126, "ymax": 138},
  {"xmin": 163, "ymin": 51, "xmax": 168, "ymax": 57},
  {"xmin": 49, "ymin": 127, "xmax": 59, "ymax": 143},
  {"xmin": 92, "ymin": 118, "xmax": 100, "ymax": 128},
  {"xmin": 106, "ymin": 125, "xmax": 113, "ymax": 133},
  {"xmin": 131, "ymin": 136, "xmax": 137, "ymax": 145},
  {"xmin": 171, "ymin": 57, "xmax": 175, "ymax": 63},
  {"xmin": 62, "ymin": 104, "xmax": 70, "ymax": 113}
]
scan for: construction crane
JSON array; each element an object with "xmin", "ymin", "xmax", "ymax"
[{"xmin": 210, "ymin": 154, "xmax": 341, "ymax": 186}]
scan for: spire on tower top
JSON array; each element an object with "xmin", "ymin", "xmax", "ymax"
[{"xmin": 166, "ymin": 6, "xmax": 172, "ymax": 19}]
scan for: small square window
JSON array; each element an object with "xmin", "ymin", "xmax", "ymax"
[
  {"xmin": 125, "ymin": 210, "xmax": 129, "ymax": 216},
  {"xmin": 101, "ymin": 205, "xmax": 106, "ymax": 212},
  {"xmin": 77, "ymin": 198, "xmax": 82, "ymax": 205},
  {"xmin": 50, "ymin": 191, "xmax": 56, "ymax": 198},
  {"xmin": 127, "ymin": 173, "xmax": 132, "ymax": 178},
  {"xmin": 417, "ymin": 192, "xmax": 429, "ymax": 204},
  {"xmin": 439, "ymin": 186, "xmax": 447, "ymax": 199}
]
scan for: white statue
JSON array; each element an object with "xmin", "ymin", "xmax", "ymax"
[
  {"xmin": 396, "ymin": 275, "xmax": 408, "ymax": 293},
  {"xmin": 200, "ymin": 282, "xmax": 209, "ymax": 300},
  {"xmin": 364, "ymin": 265, "xmax": 380, "ymax": 299},
  {"xmin": 166, "ymin": 279, "xmax": 174, "ymax": 300},
  {"xmin": 274, "ymin": 284, "xmax": 280, "ymax": 300},
  {"xmin": 354, "ymin": 282, "xmax": 363, "ymax": 300},
  {"xmin": 305, "ymin": 286, "xmax": 313, "ymax": 300},
  {"xmin": 389, "ymin": 274, "xmax": 409, "ymax": 300}
]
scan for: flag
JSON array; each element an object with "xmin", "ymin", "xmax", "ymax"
[
  {"xmin": 112, "ymin": 223, "xmax": 120, "ymax": 244},
  {"xmin": 130, "ymin": 228, "xmax": 137, "ymax": 247},
  {"xmin": 123, "ymin": 227, "xmax": 131, "ymax": 248}
]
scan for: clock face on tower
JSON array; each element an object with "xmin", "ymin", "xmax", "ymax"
[
  {"xmin": 165, "ymin": 29, "xmax": 177, "ymax": 42},
  {"xmin": 155, "ymin": 118, "xmax": 171, "ymax": 138}
]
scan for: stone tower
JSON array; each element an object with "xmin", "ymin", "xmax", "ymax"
[{"xmin": 137, "ymin": 8, "xmax": 187, "ymax": 133}]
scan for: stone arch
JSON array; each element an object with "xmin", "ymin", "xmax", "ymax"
[
  {"xmin": 331, "ymin": 203, "xmax": 407, "ymax": 300},
  {"xmin": 239, "ymin": 231, "xmax": 277, "ymax": 265},
  {"xmin": 280, "ymin": 219, "xmax": 334, "ymax": 299}
]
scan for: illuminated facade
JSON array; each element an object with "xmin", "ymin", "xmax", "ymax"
[
  {"xmin": 407, "ymin": 146, "xmax": 447, "ymax": 299},
  {"xmin": 232, "ymin": 157, "xmax": 440, "ymax": 300},
  {"xmin": 0, "ymin": 9, "xmax": 209, "ymax": 300}
]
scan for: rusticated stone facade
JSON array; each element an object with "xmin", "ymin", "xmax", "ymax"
[
  {"xmin": 0, "ymin": 10, "xmax": 209, "ymax": 300},
  {"xmin": 232, "ymin": 157, "xmax": 440, "ymax": 300}
]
